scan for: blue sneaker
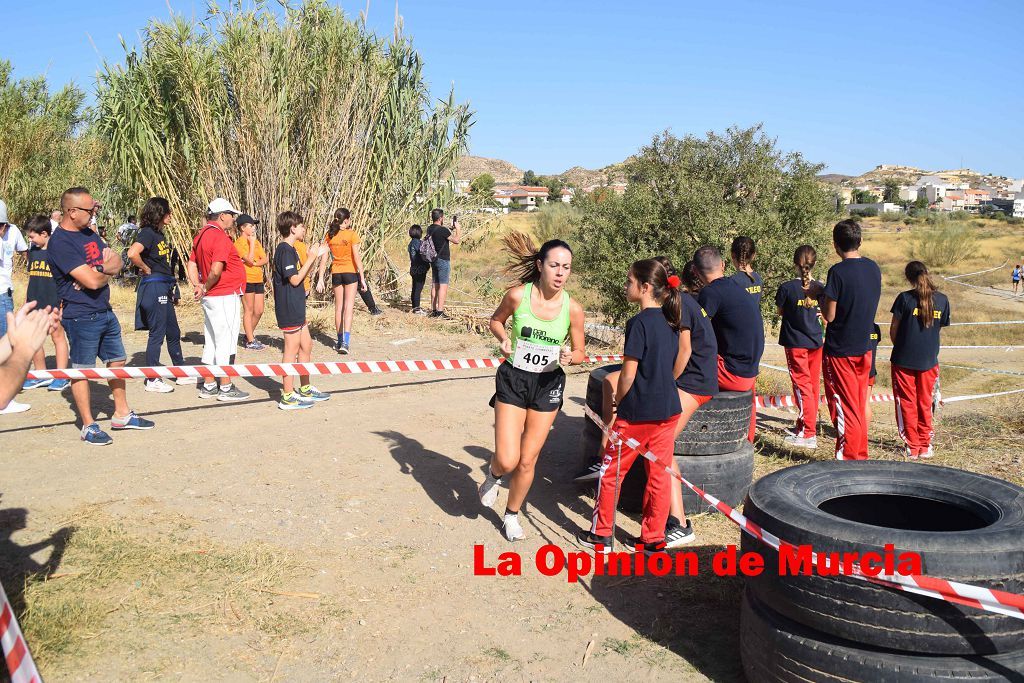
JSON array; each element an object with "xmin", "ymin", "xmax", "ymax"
[
  {"xmin": 48, "ymin": 379, "xmax": 71, "ymax": 392},
  {"xmin": 110, "ymin": 411, "xmax": 155, "ymax": 430},
  {"xmin": 22, "ymin": 378, "xmax": 52, "ymax": 391},
  {"xmin": 81, "ymin": 423, "xmax": 113, "ymax": 446}
]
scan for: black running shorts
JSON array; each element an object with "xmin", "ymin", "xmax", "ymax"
[{"xmin": 490, "ymin": 362, "xmax": 565, "ymax": 412}]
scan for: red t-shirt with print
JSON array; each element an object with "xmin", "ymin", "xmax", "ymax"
[{"xmin": 189, "ymin": 223, "xmax": 246, "ymax": 296}]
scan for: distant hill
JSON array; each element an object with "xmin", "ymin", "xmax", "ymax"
[
  {"xmin": 821, "ymin": 164, "xmax": 1015, "ymax": 190},
  {"xmin": 458, "ymin": 155, "xmax": 629, "ymax": 188},
  {"xmin": 457, "ymin": 156, "xmax": 523, "ymax": 184}
]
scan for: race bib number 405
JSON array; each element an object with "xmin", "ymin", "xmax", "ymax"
[{"xmin": 512, "ymin": 339, "xmax": 560, "ymax": 373}]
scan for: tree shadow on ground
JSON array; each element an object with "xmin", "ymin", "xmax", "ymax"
[{"xmin": 0, "ymin": 498, "xmax": 73, "ymax": 618}]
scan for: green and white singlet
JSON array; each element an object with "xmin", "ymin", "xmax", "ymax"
[{"xmin": 509, "ymin": 282, "xmax": 571, "ymax": 373}]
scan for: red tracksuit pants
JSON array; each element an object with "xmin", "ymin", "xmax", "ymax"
[
  {"xmin": 823, "ymin": 352, "xmax": 872, "ymax": 460},
  {"xmin": 717, "ymin": 356, "xmax": 757, "ymax": 442},
  {"xmin": 891, "ymin": 364, "xmax": 939, "ymax": 457},
  {"xmin": 591, "ymin": 416, "xmax": 678, "ymax": 543},
  {"xmin": 785, "ymin": 347, "xmax": 823, "ymax": 438}
]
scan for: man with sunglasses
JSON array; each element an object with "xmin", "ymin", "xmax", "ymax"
[{"xmin": 47, "ymin": 186, "xmax": 155, "ymax": 445}]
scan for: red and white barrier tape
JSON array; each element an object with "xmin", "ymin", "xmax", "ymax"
[
  {"xmin": 582, "ymin": 404, "xmax": 1024, "ymax": 620},
  {"xmin": 25, "ymin": 355, "xmax": 626, "ymax": 382},
  {"xmin": 0, "ymin": 580, "xmax": 41, "ymax": 683}
]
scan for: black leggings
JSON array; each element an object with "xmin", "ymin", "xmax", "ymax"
[
  {"xmin": 359, "ymin": 285, "xmax": 379, "ymax": 313},
  {"xmin": 411, "ymin": 273, "xmax": 427, "ymax": 309}
]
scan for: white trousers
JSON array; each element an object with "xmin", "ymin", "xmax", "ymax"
[{"xmin": 201, "ymin": 294, "xmax": 241, "ymax": 366}]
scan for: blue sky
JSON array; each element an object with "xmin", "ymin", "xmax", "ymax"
[{"xmin": 4, "ymin": 1, "xmax": 1022, "ymax": 177}]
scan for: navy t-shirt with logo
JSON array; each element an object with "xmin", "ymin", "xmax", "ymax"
[
  {"xmin": 676, "ymin": 292, "xmax": 719, "ymax": 397},
  {"xmin": 135, "ymin": 226, "xmax": 173, "ymax": 276},
  {"xmin": 775, "ymin": 279, "xmax": 824, "ymax": 349},
  {"xmin": 25, "ymin": 247, "xmax": 60, "ymax": 309},
  {"xmin": 822, "ymin": 257, "xmax": 882, "ymax": 357},
  {"xmin": 616, "ymin": 307, "xmax": 682, "ymax": 422},
  {"xmin": 889, "ymin": 290, "xmax": 950, "ymax": 371},
  {"xmin": 273, "ymin": 242, "xmax": 306, "ymax": 329},
  {"xmin": 46, "ymin": 226, "xmax": 111, "ymax": 318},
  {"xmin": 731, "ymin": 270, "xmax": 763, "ymax": 307},
  {"xmin": 698, "ymin": 276, "xmax": 764, "ymax": 378}
]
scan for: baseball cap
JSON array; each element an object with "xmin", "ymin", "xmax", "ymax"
[
  {"xmin": 236, "ymin": 214, "xmax": 259, "ymax": 228},
  {"xmin": 0, "ymin": 199, "xmax": 8, "ymax": 223},
  {"xmin": 207, "ymin": 198, "xmax": 240, "ymax": 215}
]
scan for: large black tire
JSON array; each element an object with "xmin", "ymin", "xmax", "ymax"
[
  {"xmin": 741, "ymin": 589, "xmax": 1024, "ymax": 682},
  {"xmin": 616, "ymin": 442, "xmax": 754, "ymax": 514},
  {"xmin": 583, "ymin": 364, "xmax": 752, "ymax": 458},
  {"xmin": 741, "ymin": 461, "xmax": 1024, "ymax": 656},
  {"xmin": 674, "ymin": 390, "xmax": 752, "ymax": 456}
]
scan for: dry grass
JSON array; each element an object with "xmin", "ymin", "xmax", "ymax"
[{"xmin": 16, "ymin": 512, "xmax": 348, "ymax": 674}]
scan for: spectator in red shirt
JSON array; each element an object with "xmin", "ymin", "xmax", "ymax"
[{"xmin": 186, "ymin": 198, "xmax": 250, "ymax": 402}]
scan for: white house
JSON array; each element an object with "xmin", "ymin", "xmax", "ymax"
[
  {"xmin": 899, "ymin": 186, "xmax": 920, "ymax": 201},
  {"xmin": 493, "ymin": 185, "xmax": 551, "ymax": 210},
  {"xmin": 560, "ymin": 188, "xmax": 574, "ymax": 203},
  {"xmin": 848, "ymin": 202, "xmax": 903, "ymax": 214}
]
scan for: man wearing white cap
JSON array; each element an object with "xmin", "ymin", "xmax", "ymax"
[{"xmin": 186, "ymin": 198, "xmax": 250, "ymax": 401}]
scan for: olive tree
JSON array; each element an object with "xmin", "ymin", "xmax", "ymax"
[{"xmin": 575, "ymin": 125, "xmax": 836, "ymax": 322}]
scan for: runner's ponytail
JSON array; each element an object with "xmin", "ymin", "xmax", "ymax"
[
  {"xmin": 731, "ymin": 236, "xmax": 757, "ymax": 280},
  {"xmin": 906, "ymin": 260, "xmax": 937, "ymax": 329},
  {"xmin": 502, "ymin": 231, "xmax": 573, "ymax": 287}
]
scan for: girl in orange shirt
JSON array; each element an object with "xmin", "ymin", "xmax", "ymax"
[
  {"xmin": 234, "ymin": 215, "xmax": 269, "ymax": 350},
  {"xmin": 317, "ymin": 207, "xmax": 367, "ymax": 354}
]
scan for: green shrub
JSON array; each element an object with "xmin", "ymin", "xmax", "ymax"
[
  {"xmin": 880, "ymin": 211, "xmax": 903, "ymax": 222},
  {"xmin": 534, "ymin": 202, "xmax": 581, "ymax": 244},
  {"xmin": 907, "ymin": 222, "xmax": 978, "ymax": 267}
]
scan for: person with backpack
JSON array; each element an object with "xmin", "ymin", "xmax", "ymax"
[
  {"xmin": 422, "ymin": 208, "xmax": 461, "ymax": 319},
  {"xmin": 407, "ymin": 224, "xmax": 429, "ymax": 315}
]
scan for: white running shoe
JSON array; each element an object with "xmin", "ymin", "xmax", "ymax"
[
  {"xmin": 921, "ymin": 445, "xmax": 934, "ymax": 459},
  {"xmin": 784, "ymin": 434, "xmax": 817, "ymax": 450},
  {"xmin": 503, "ymin": 513, "xmax": 524, "ymax": 541},
  {"xmin": 175, "ymin": 376, "xmax": 197, "ymax": 386},
  {"xmin": 479, "ymin": 469, "xmax": 501, "ymax": 508},
  {"xmin": 0, "ymin": 400, "xmax": 30, "ymax": 415},
  {"xmin": 145, "ymin": 378, "xmax": 174, "ymax": 393}
]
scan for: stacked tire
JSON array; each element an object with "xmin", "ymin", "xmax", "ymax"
[
  {"xmin": 739, "ymin": 461, "xmax": 1024, "ymax": 681},
  {"xmin": 579, "ymin": 365, "xmax": 754, "ymax": 513}
]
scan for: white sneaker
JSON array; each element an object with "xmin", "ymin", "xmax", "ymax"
[
  {"xmin": 921, "ymin": 445, "xmax": 934, "ymax": 459},
  {"xmin": 479, "ymin": 469, "xmax": 501, "ymax": 508},
  {"xmin": 784, "ymin": 434, "xmax": 818, "ymax": 449},
  {"xmin": 503, "ymin": 513, "xmax": 524, "ymax": 541},
  {"xmin": 0, "ymin": 400, "xmax": 30, "ymax": 415},
  {"xmin": 145, "ymin": 378, "xmax": 174, "ymax": 393},
  {"xmin": 175, "ymin": 376, "xmax": 197, "ymax": 386}
]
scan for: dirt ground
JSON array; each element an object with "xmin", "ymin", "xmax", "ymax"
[{"xmin": 2, "ymin": 243, "xmax": 1024, "ymax": 681}]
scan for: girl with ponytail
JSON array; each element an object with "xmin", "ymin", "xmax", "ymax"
[
  {"xmin": 889, "ymin": 261, "xmax": 950, "ymax": 459},
  {"xmin": 317, "ymin": 208, "xmax": 368, "ymax": 354},
  {"xmin": 774, "ymin": 245, "xmax": 825, "ymax": 449},
  {"xmin": 479, "ymin": 232, "xmax": 586, "ymax": 541},
  {"xmin": 578, "ymin": 258, "xmax": 684, "ymax": 555}
]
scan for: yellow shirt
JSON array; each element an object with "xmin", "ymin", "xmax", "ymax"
[
  {"xmin": 234, "ymin": 236, "xmax": 266, "ymax": 284},
  {"xmin": 327, "ymin": 229, "xmax": 360, "ymax": 274},
  {"xmin": 294, "ymin": 239, "xmax": 311, "ymax": 293}
]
